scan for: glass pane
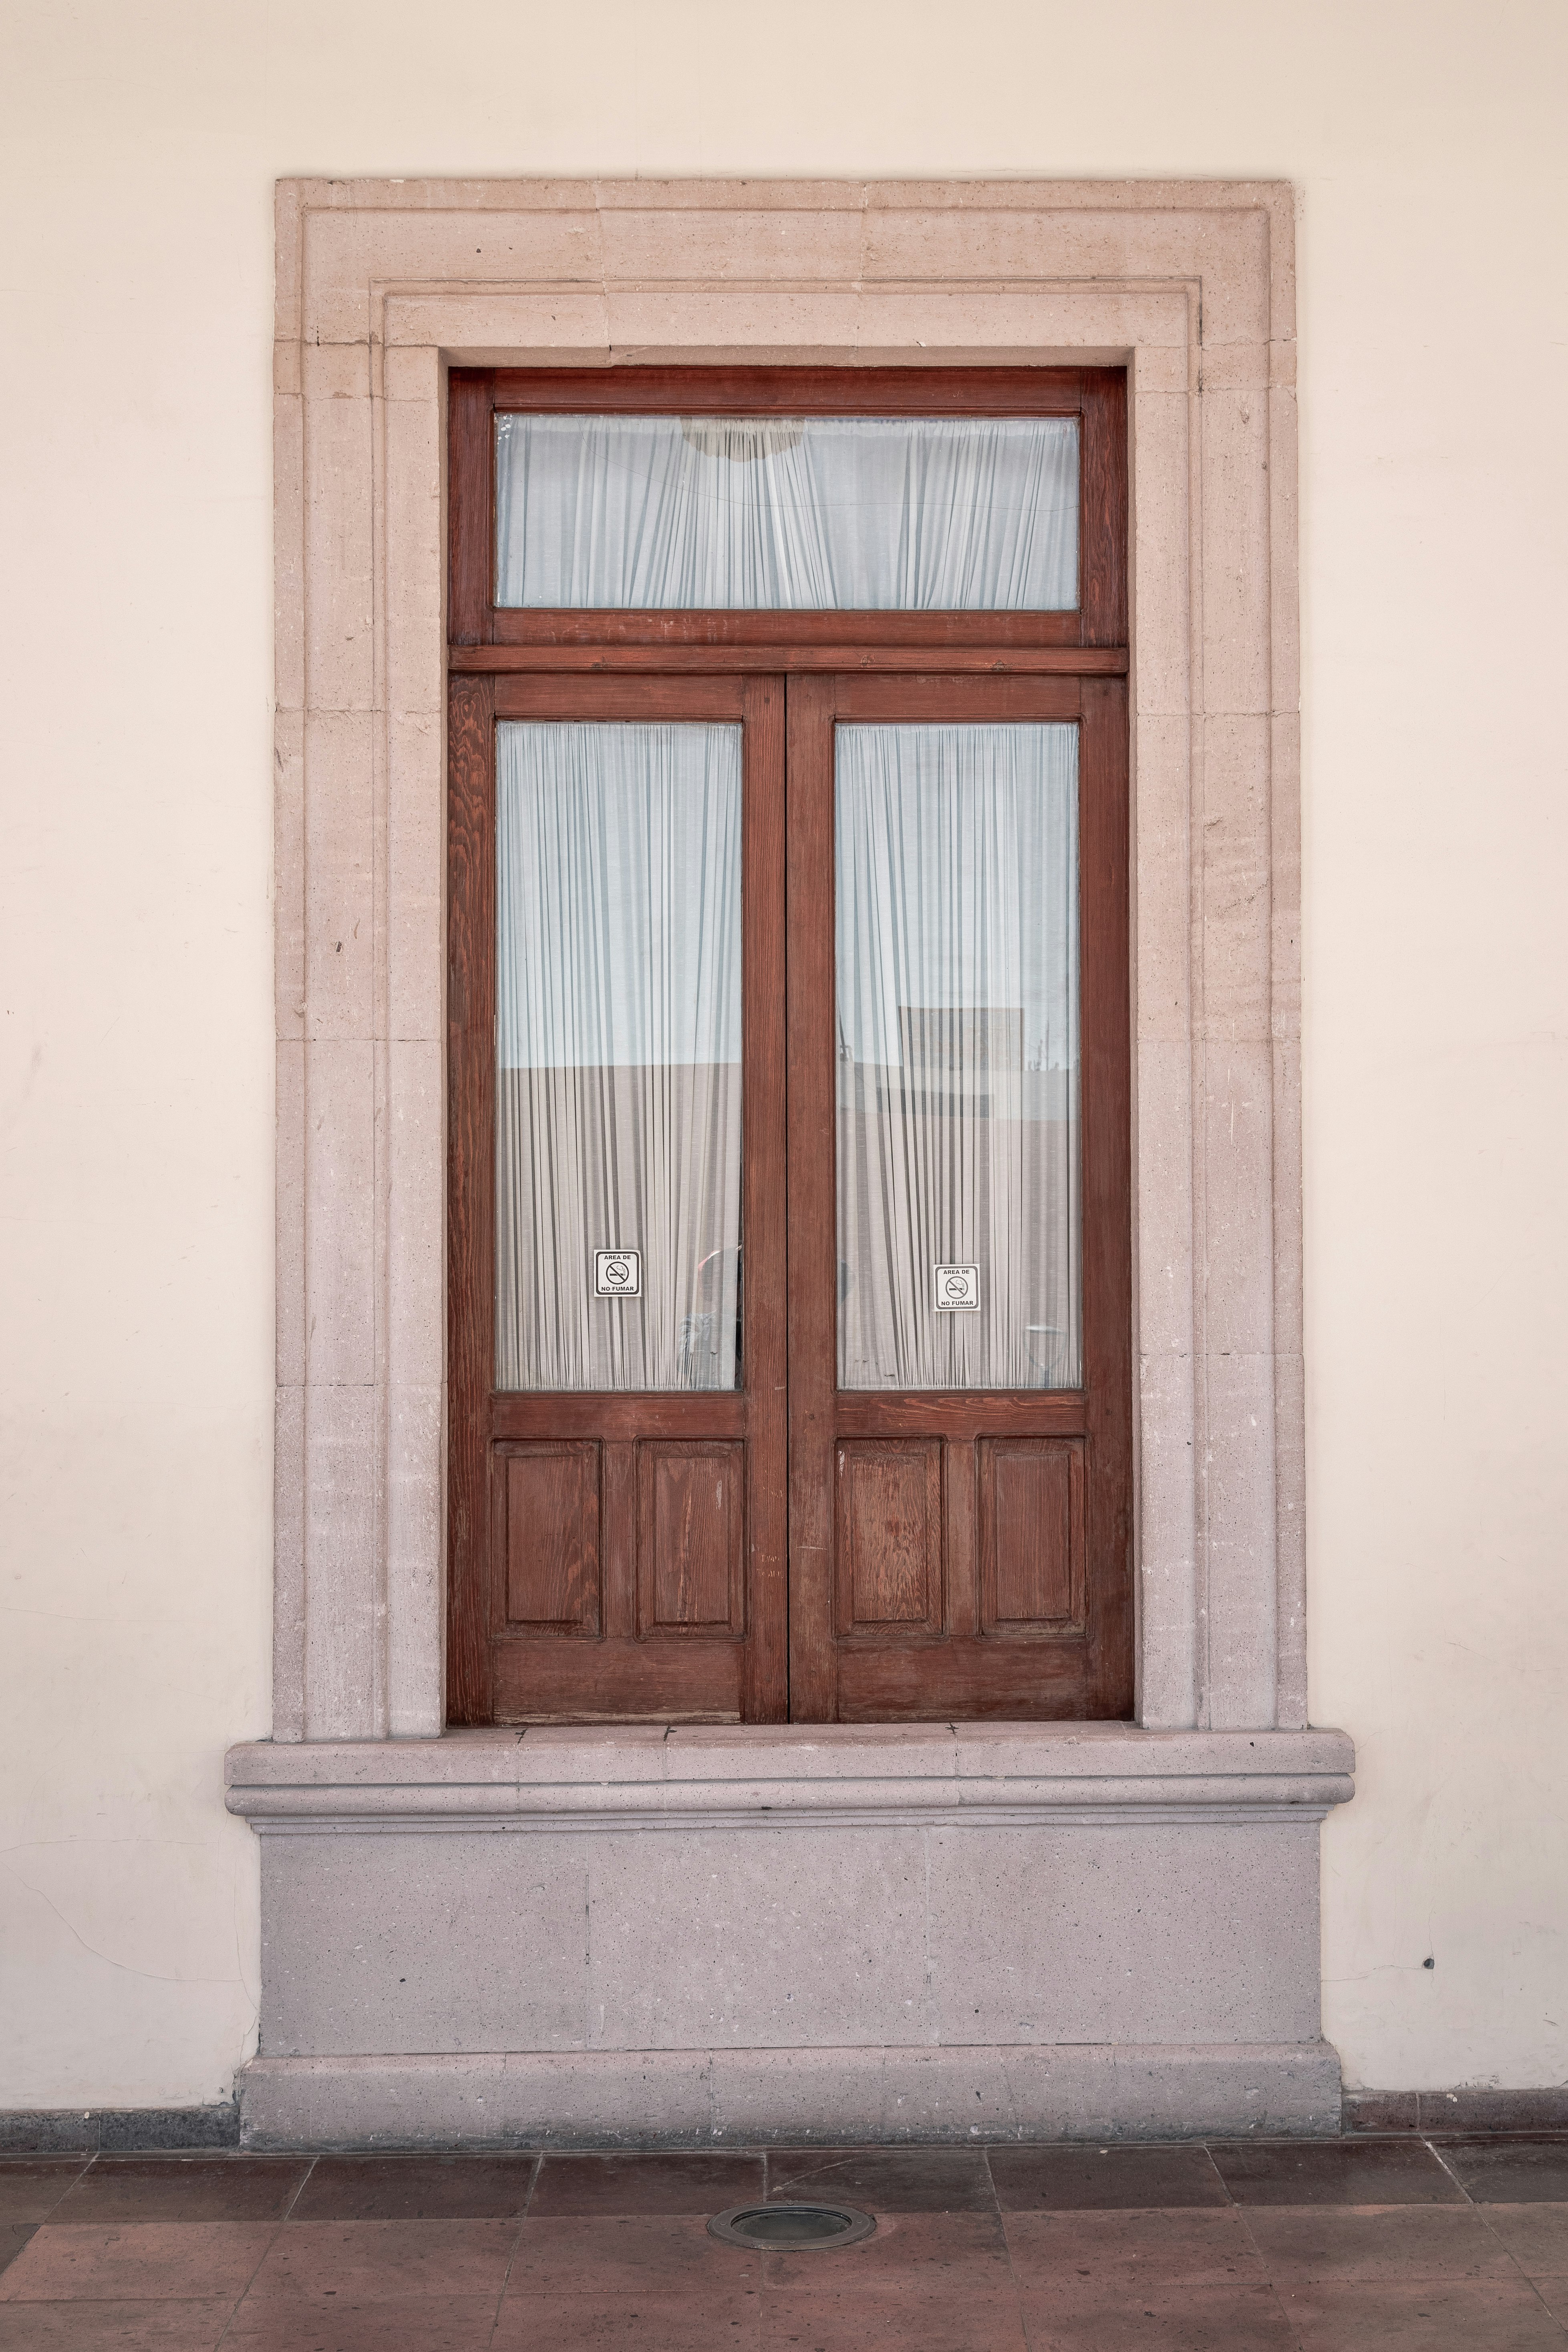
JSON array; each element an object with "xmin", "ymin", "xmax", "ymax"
[
  {"xmin": 496, "ymin": 414, "xmax": 1078, "ymax": 610},
  {"xmin": 836, "ymin": 724, "xmax": 1080, "ymax": 1392},
  {"xmin": 495, "ymin": 721, "xmax": 743, "ymax": 1392}
]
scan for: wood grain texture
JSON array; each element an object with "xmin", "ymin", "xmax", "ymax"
[
  {"xmin": 834, "ymin": 1392, "xmax": 1088, "ymax": 1439},
  {"xmin": 487, "ymin": 364, "xmax": 1086, "ymax": 416},
  {"xmin": 785, "ymin": 673, "xmax": 841, "ymax": 1720},
  {"xmin": 1080, "ymin": 369, "xmax": 1129, "ymax": 651},
  {"xmin": 836, "ymin": 1441, "xmax": 943, "ymax": 1635},
  {"xmin": 445, "ymin": 672, "xmax": 496, "ymax": 1722},
  {"xmin": 499, "ymin": 1443, "xmax": 601, "ymax": 1632},
  {"xmin": 489, "ymin": 609, "xmax": 1084, "ymax": 650},
  {"xmin": 739, "ymin": 674, "xmax": 789, "ymax": 1718},
  {"xmin": 978, "ymin": 1439, "xmax": 1085, "ymax": 1632},
  {"xmin": 492, "ymin": 674, "xmax": 749, "ymax": 718},
  {"xmin": 828, "ymin": 675, "xmax": 1081, "ymax": 721},
  {"xmin": 836, "ymin": 1638, "xmax": 1089, "ymax": 1722},
  {"xmin": 463, "ymin": 642, "xmax": 1125, "ymax": 675},
  {"xmin": 638, "ymin": 1443, "xmax": 745, "ymax": 1634},
  {"xmin": 1078, "ymin": 677, "xmax": 1135, "ymax": 1716},
  {"xmin": 944, "ymin": 1437, "xmax": 980, "ymax": 1639},
  {"xmin": 448, "ymin": 370, "xmax": 494, "ymax": 648},
  {"xmin": 491, "ymin": 1640, "xmax": 744, "ymax": 1724},
  {"xmin": 491, "ymin": 1393, "xmax": 747, "ymax": 1442},
  {"xmin": 602, "ymin": 1440, "xmax": 637, "ymax": 1640}
]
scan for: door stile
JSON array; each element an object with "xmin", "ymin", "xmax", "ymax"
[
  {"xmin": 447, "ymin": 670, "xmax": 498, "ymax": 1723},
  {"xmin": 1078, "ymin": 676, "xmax": 1135, "ymax": 1716},
  {"xmin": 739, "ymin": 673, "xmax": 789, "ymax": 1720},
  {"xmin": 785, "ymin": 673, "xmax": 840, "ymax": 1720}
]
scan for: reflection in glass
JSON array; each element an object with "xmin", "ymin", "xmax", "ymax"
[
  {"xmin": 495, "ymin": 414, "xmax": 1079, "ymax": 611},
  {"xmin": 495, "ymin": 722, "xmax": 742, "ymax": 1392},
  {"xmin": 836, "ymin": 724, "xmax": 1081, "ymax": 1392}
]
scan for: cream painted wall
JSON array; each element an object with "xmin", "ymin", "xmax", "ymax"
[{"xmin": 1, "ymin": 0, "xmax": 1564, "ymax": 2106}]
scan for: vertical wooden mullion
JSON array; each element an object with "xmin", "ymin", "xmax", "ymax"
[
  {"xmin": 945, "ymin": 1438, "xmax": 980, "ymax": 1637},
  {"xmin": 741, "ymin": 674, "xmax": 789, "ymax": 1719},
  {"xmin": 601, "ymin": 1440, "xmax": 637, "ymax": 1639},
  {"xmin": 786, "ymin": 673, "xmax": 840, "ymax": 1720},
  {"xmin": 1078, "ymin": 676, "xmax": 1134, "ymax": 1715},
  {"xmin": 448, "ymin": 372, "xmax": 494, "ymax": 648},
  {"xmin": 1079, "ymin": 370, "xmax": 1129, "ymax": 652},
  {"xmin": 446, "ymin": 672, "xmax": 497, "ymax": 1722}
]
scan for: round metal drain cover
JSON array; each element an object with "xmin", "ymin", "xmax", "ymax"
[{"xmin": 708, "ymin": 2201, "xmax": 877, "ymax": 2251}]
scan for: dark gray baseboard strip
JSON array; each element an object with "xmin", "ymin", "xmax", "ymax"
[
  {"xmin": 1346, "ymin": 2088, "xmax": 1568, "ymax": 2134},
  {"xmin": 4, "ymin": 2092, "xmax": 1564, "ymax": 2152},
  {"xmin": 0, "ymin": 2105, "xmax": 239, "ymax": 2153}
]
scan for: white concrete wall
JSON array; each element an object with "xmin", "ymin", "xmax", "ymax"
[{"xmin": 1, "ymin": 0, "xmax": 1563, "ymax": 2107}]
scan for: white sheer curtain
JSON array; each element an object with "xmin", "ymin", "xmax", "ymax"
[
  {"xmin": 495, "ymin": 722, "xmax": 743, "ymax": 1392},
  {"xmin": 495, "ymin": 415, "xmax": 1079, "ymax": 610},
  {"xmin": 836, "ymin": 723, "xmax": 1081, "ymax": 1392}
]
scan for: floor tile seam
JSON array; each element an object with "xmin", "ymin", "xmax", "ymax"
[
  {"xmin": 1193, "ymin": 2142, "xmax": 1236, "ymax": 2204},
  {"xmin": 1423, "ymin": 2135, "xmax": 1483, "ymax": 2207},
  {"xmin": 1227, "ymin": 2189, "xmax": 1278, "ymax": 2289},
  {"xmin": 481, "ymin": 2201, "xmax": 536, "ymax": 2350},
  {"xmin": 276, "ymin": 2152, "xmax": 317, "ymax": 2224},
  {"xmin": 1513, "ymin": 2274, "xmax": 1568, "ymax": 2340},
  {"xmin": 202, "ymin": 2213, "xmax": 287, "ymax": 2350}
]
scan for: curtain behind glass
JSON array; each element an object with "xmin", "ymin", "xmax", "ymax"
[
  {"xmin": 837, "ymin": 724, "xmax": 1080, "ymax": 1391},
  {"xmin": 496, "ymin": 722, "xmax": 743, "ymax": 1392},
  {"xmin": 496, "ymin": 415, "xmax": 1078, "ymax": 610}
]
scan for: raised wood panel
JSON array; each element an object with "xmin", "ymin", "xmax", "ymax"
[
  {"xmin": 637, "ymin": 1442, "xmax": 745, "ymax": 1636},
  {"xmin": 497, "ymin": 1442, "xmax": 601, "ymax": 1633},
  {"xmin": 979, "ymin": 1439, "xmax": 1086, "ymax": 1634},
  {"xmin": 835, "ymin": 1441, "xmax": 943, "ymax": 1636}
]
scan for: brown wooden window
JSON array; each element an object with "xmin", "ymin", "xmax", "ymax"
[{"xmin": 447, "ymin": 366, "xmax": 1130, "ymax": 1725}]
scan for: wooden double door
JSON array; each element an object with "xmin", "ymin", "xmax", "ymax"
[{"xmin": 448, "ymin": 665, "xmax": 1130, "ymax": 1725}]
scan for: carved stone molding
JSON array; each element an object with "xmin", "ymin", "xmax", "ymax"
[{"xmin": 271, "ymin": 177, "xmax": 1304, "ymax": 1743}]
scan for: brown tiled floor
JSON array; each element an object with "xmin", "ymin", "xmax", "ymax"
[{"xmin": 2, "ymin": 2136, "xmax": 1568, "ymax": 2348}]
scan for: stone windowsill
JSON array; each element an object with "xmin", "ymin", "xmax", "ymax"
[{"xmin": 225, "ymin": 1723, "xmax": 1354, "ymax": 1832}]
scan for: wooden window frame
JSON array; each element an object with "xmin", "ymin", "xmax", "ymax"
[{"xmin": 446, "ymin": 363, "xmax": 1131, "ymax": 1727}]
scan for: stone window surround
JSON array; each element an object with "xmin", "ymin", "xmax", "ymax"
[{"xmin": 270, "ymin": 174, "xmax": 1307, "ymax": 1753}]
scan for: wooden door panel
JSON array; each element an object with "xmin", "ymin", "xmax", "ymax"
[
  {"xmin": 978, "ymin": 1438, "xmax": 1085, "ymax": 1633},
  {"xmin": 637, "ymin": 1443, "xmax": 745, "ymax": 1635},
  {"xmin": 497, "ymin": 1442, "xmax": 601, "ymax": 1632},
  {"xmin": 449, "ymin": 672, "xmax": 787, "ymax": 1724},
  {"xmin": 787, "ymin": 671, "xmax": 1131, "ymax": 1722},
  {"xmin": 835, "ymin": 1441, "xmax": 943, "ymax": 1634}
]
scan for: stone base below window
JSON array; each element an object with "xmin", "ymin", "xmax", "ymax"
[{"xmin": 227, "ymin": 1724, "xmax": 1352, "ymax": 2147}]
